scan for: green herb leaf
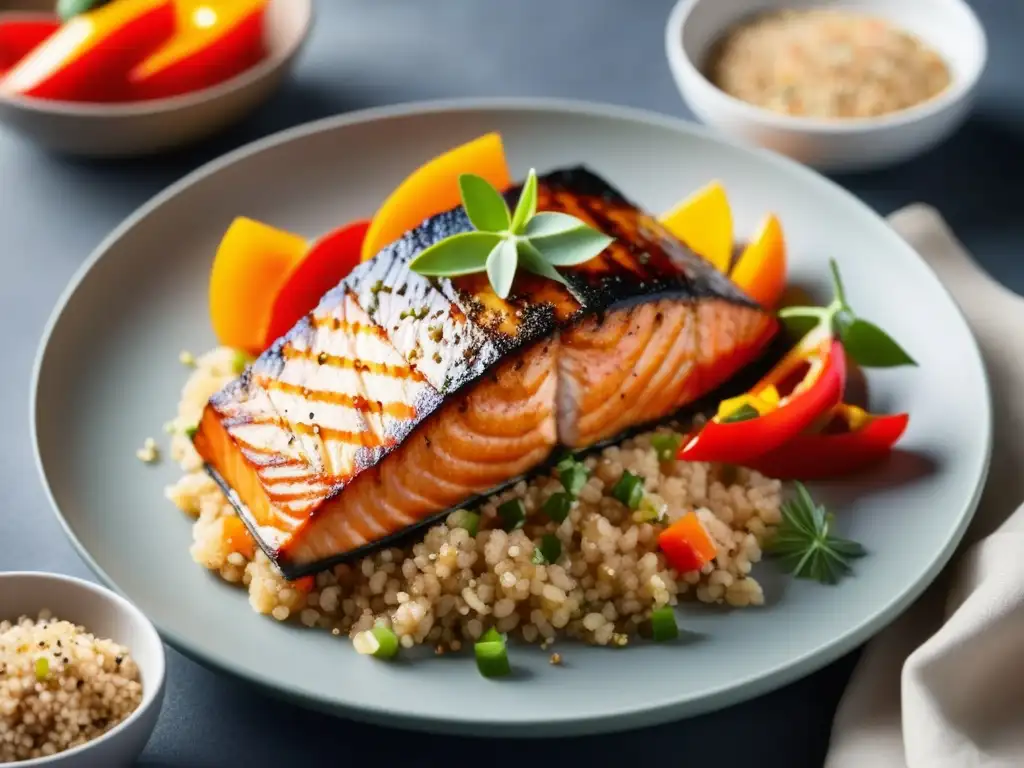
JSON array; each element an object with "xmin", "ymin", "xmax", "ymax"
[
  {"xmin": 184, "ymin": 425, "xmax": 198, "ymax": 441},
  {"xmin": 720, "ymin": 403, "xmax": 759, "ymax": 423},
  {"xmin": 557, "ymin": 458, "xmax": 590, "ymax": 498},
  {"xmin": 498, "ymin": 499, "xmax": 527, "ymax": 531},
  {"xmin": 531, "ymin": 534, "xmax": 562, "ymax": 565},
  {"xmin": 509, "ymin": 168, "xmax": 538, "ymax": 234},
  {"xmin": 459, "ymin": 173, "xmax": 511, "ymax": 233},
  {"xmin": 517, "ymin": 239, "xmax": 571, "ymax": 288},
  {"xmin": 543, "ymin": 491, "xmax": 572, "ymax": 523},
  {"xmin": 524, "ymin": 211, "xmax": 589, "ymax": 238},
  {"xmin": 838, "ymin": 318, "xmax": 917, "ymax": 368},
  {"xmin": 650, "ymin": 432, "xmax": 682, "ymax": 462},
  {"xmin": 409, "ymin": 231, "xmax": 502, "ymax": 276},
  {"xmin": 486, "ymin": 237, "xmax": 518, "ymax": 299},
  {"xmin": 765, "ymin": 482, "xmax": 866, "ymax": 584},
  {"xmin": 530, "ymin": 227, "xmax": 614, "ymax": 267}
]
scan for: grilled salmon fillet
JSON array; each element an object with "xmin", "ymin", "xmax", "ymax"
[{"xmin": 194, "ymin": 167, "xmax": 779, "ymax": 577}]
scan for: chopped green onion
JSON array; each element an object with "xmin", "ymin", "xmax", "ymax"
[
  {"xmin": 231, "ymin": 350, "xmax": 252, "ymax": 375},
  {"xmin": 184, "ymin": 425, "xmax": 198, "ymax": 440},
  {"xmin": 449, "ymin": 508, "xmax": 480, "ymax": 536},
  {"xmin": 498, "ymin": 499, "xmax": 526, "ymax": 531},
  {"xmin": 475, "ymin": 640, "xmax": 511, "ymax": 678},
  {"xmin": 720, "ymin": 403, "xmax": 759, "ymax": 423},
  {"xmin": 558, "ymin": 459, "xmax": 590, "ymax": 498},
  {"xmin": 650, "ymin": 607, "xmax": 679, "ymax": 642},
  {"xmin": 34, "ymin": 657, "xmax": 49, "ymax": 681},
  {"xmin": 353, "ymin": 625, "xmax": 400, "ymax": 659},
  {"xmin": 612, "ymin": 471, "xmax": 644, "ymax": 510},
  {"xmin": 650, "ymin": 432, "xmax": 682, "ymax": 462},
  {"xmin": 543, "ymin": 492, "xmax": 572, "ymax": 524},
  {"xmin": 480, "ymin": 627, "xmax": 503, "ymax": 644},
  {"xmin": 634, "ymin": 493, "xmax": 667, "ymax": 523},
  {"xmin": 531, "ymin": 534, "xmax": 562, "ymax": 565}
]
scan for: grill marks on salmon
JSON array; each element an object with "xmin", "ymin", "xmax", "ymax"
[{"xmin": 194, "ymin": 166, "xmax": 779, "ymax": 577}]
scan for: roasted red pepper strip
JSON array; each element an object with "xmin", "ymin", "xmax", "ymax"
[
  {"xmin": 0, "ymin": 19, "xmax": 61, "ymax": 78},
  {"xmin": 678, "ymin": 331, "xmax": 847, "ymax": 465},
  {"xmin": 742, "ymin": 406, "xmax": 909, "ymax": 480}
]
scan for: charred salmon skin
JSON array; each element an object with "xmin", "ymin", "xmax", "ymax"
[{"xmin": 193, "ymin": 167, "xmax": 779, "ymax": 578}]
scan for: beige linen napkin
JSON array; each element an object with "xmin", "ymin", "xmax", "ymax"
[{"xmin": 825, "ymin": 205, "xmax": 1024, "ymax": 768}]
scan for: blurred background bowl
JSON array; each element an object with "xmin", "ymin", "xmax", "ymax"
[
  {"xmin": 665, "ymin": 0, "xmax": 987, "ymax": 172},
  {"xmin": 0, "ymin": 0, "xmax": 312, "ymax": 158},
  {"xmin": 0, "ymin": 571, "xmax": 166, "ymax": 767}
]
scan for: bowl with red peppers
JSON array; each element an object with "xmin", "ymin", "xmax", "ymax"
[{"xmin": 0, "ymin": 0, "xmax": 312, "ymax": 157}]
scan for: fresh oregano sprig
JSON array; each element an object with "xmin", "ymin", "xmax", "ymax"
[
  {"xmin": 779, "ymin": 259, "xmax": 916, "ymax": 368},
  {"xmin": 765, "ymin": 482, "xmax": 866, "ymax": 584},
  {"xmin": 408, "ymin": 169, "xmax": 614, "ymax": 299}
]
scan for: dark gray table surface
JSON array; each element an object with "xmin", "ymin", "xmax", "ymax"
[{"xmin": 1, "ymin": 1, "xmax": 1020, "ymax": 765}]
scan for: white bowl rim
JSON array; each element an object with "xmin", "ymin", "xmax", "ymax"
[
  {"xmin": 665, "ymin": 0, "xmax": 988, "ymax": 134},
  {"xmin": 0, "ymin": 0, "xmax": 313, "ymax": 118},
  {"xmin": 0, "ymin": 571, "xmax": 166, "ymax": 768}
]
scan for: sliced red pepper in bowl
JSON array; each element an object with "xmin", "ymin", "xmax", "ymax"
[
  {"xmin": 0, "ymin": 0, "xmax": 175, "ymax": 102},
  {"xmin": 129, "ymin": 0, "xmax": 268, "ymax": 101},
  {"xmin": 678, "ymin": 328, "xmax": 847, "ymax": 465},
  {"xmin": 742, "ymin": 405, "xmax": 909, "ymax": 480},
  {"xmin": 0, "ymin": 18, "xmax": 61, "ymax": 78}
]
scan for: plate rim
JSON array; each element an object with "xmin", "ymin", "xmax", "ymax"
[{"xmin": 29, "ymin": 96, "xmax": 993, "ymax": 736}]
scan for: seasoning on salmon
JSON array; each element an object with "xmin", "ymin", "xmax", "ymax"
[{"xmin": 193, "ymin": 167, "xmax": 779, "ymax": 578}]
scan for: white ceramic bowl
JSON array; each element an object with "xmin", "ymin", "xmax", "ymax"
[
  {"xmin": 0, "ymin": 0, "xmax": 312, "ymax": 158},
  {"xmin": 665, "ymin": 0, "xmax": 987, "ymax": 172},
  {"xmin": 0, "ymin": 572, "xmax": 166, "ymax": 767}
]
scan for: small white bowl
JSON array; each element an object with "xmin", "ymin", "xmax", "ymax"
[
  {"xmin": 665, "ymin": 0, "xmax": 987, "ymax": 172},
  {"xmin": 0, "ymin": 572, "xmax": 166, "ymax": 767},
  {"xmin": 0, "ymin": 0, "xmax": 312, "ymax": 158}
]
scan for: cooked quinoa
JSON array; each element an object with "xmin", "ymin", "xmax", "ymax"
[
  {"xmin": 164, "ymin": 348, "xmax": 782, "ymax": 652},
  {"xmin": 706, "ymin": 9, "xmax": 951, "ymax": 120},
  {"xmin": 0, "ymin": 613, "xmax": 143, "ymax": 763}
]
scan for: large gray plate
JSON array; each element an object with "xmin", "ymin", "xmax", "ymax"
[{"xmin": 31, "ymin": 99, "xmax": 990, "ymax": 737}]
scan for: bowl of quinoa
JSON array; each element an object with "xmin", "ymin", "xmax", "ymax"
[
  {"xmin": 665, "ymin": 0, "xmax": 987, "ymax": 171},
  {"xmin": 0, "ymin": 572, "xmax": 165, "ymax": 766}
]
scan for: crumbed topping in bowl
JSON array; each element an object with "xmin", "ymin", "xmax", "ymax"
[
  {"xmin": 0, "ymin": 613, "xmax": 143, "ymax": 763},
  {"xmin": 705, "ymin": 9, "xmax": 952, "ymax": 120}
]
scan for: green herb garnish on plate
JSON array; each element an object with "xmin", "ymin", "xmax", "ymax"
[
  {"xmin": 766, "ymin": 482, "xmax": 866, "ymax": 584},
  {"xmin": 408, "ymin": 169, "xmax": 614, "ymax": 299},
  {"xmin": 779, "ymin": 259, "xmax": 916, "ymax": 368}
]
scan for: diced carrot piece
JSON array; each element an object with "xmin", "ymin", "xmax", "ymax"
[
  {"xmin": 658, "ymin": 511, "xmax": 718, "ymax": 573},
  {"xmin": 360, "ymin": 132, "xmax": 511, "ymax": 262},
  {"xmin": 208, "ymin": 217, "xmax": 308, "ymax": 355},
  {"xmin": 659, "ymin": 181, "xmax": 734, "ymax": 273},
  {"xmin": 730, "ymin": 214, "xmax": 787, "ymax": 309},
  {"xmin": 222, "ymin": 516, "xmax": 255, "ymax": 559},
  {"xmin": 263, "ymin": 219, "xmax": 369, "ymax": 347},
  {"xmin": 130, "ymin": 0, "xmax": 267, "ymax": 100}
]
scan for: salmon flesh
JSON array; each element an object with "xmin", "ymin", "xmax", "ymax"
[{"xmin": 194, "ymin": 167, "xmax": 780, "ymax": 577}]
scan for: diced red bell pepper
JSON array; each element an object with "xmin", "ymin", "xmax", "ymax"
[
  {"xmin": 659, "ymin": 511, "xmax": 718, "ymax": 573},
  {"xmin": 678, "ymin": 329, "xmax": 847, "ymax": 465},
  {"xmin": 742, "ymin": 405, "xmax": 909, "ymax": 480},
  {"xmin": 130, "ymin": 0, "xmax": 267, "ymax": 101},
  {"xmin": 0, "ymin": 0, "xmax": 175, "ymax": 102},
  {"xmin": 262, "ymin": 219, "xmax": 370, "ymax": 347},
  {"xmin": 0, "ymin": 18, "xmax": 61, "ymax": 78}
]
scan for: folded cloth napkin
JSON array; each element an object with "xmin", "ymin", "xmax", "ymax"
[{"xmin": 826, "ymin": 205, "xmax": 1024, "ymax": 768}]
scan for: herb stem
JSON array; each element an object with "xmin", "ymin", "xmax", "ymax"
[{"xmin": 828, "ymin": 258, "xmax": 848, "ymax": 308}]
